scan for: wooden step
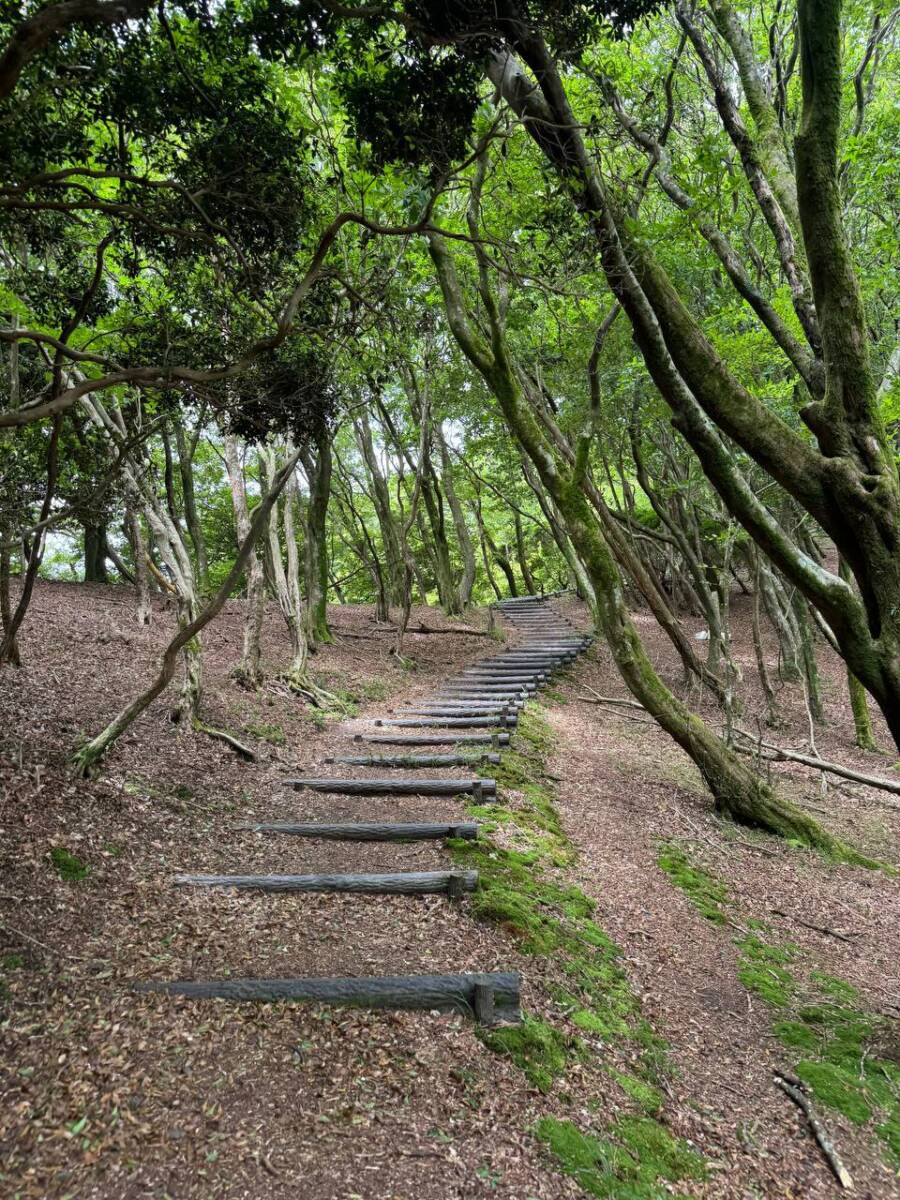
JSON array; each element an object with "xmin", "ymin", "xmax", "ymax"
[
  {"xmin": 234, "ymin": 821, "xmax": 479, "ymax": 841},
  {"xmin": 375, "ymin": 715, "xmax": 515, "ymax": 728},
  {"xmin": 358, "ymin": 732, "xmax": 511, "ymax": 746},
  {"xmin": 173, "ymin": 870, "xmax": 479, "ymax": 895},
  {"xmin": 135, "ymin": 971, "xmax": 521, "ymax": 1024},
  {"xmin": 400, "ymin": 703, "xmax": 523, "ymax": 713},
  {"xmin": 285, "ymin": 776, "xmax": 497, "ymax": 796},
  {"xmin": 326, "ymin": 753, "xmax": 501, "ymax": 767}
]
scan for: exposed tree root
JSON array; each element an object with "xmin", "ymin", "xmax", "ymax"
[{"xmin": 191, "ymin": 718, "xmax": 257, "ymax": 761}]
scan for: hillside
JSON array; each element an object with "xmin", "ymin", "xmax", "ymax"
[{"xmin": 1, "ymin": 581, "xmax": 898, "ymax": 1199}]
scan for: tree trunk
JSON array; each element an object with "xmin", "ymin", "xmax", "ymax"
[
  {"xmin": 0, "ymin": 540, "xmax": 20, "ymax": 666},
  {"xmin": 300, "ymin": 430, "xmax": 333, "ymax": 647},
  {"xmin": 83, "ymin": 523, "xmax": 109, "ymax": 583},
  {"xmin": 355, "ymin": 408, "xmax": 405, "ymax": 605},
  {"xmin": 513, "ymin": 512, "xmax": 537, "ymax": 594},
  {"xmin": 125, "ymin": 508, "xmax": 152, "ymax": 626},
  {"xmin": 174, "ymin": 421, "xmax": 209, "ymax": 592},
  {"xmin": 224, "ymin": 432, "xmax": 266, "ymax": 687},
  {"xmin": 71, "ymin": 451, "xmax": 300, "ymax": 775},
  {"xmin": 437, "ymin": 424, "xmax": 476, "ymax": 610},
  {"xmin": 428, "ymin": 228, "xmax": 866, "ymax": 859}
]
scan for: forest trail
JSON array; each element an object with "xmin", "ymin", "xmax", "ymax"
[
  {"xmin": 1, "ymin": 583, "xmax": 898, "ymax": 1199},
  {"xmin": 137, "ymin": 593, "xmax": 591, "ymax": 1014}
]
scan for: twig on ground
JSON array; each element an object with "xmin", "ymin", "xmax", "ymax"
[
  {"xmin": 774, "ymin": 1073, "xmax": 854, "ymax": 1189},
  {"xmin": 0, "ymin": 920, "xmax": 88, "ymax": 961},
  {"xmin": 580, "ymin": 686, "xmax": 646, "ymax": 710},
  {"xmin": 770, "ymin": 909, "xmax": 855, "ymax": 943}
]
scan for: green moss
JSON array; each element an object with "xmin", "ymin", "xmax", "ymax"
[
  {"xmin": 246, "ymin": 721, "xmax": 287, "ymax": 745},
  {"xmin": 454, "ymin": 701, "xmax": 707, "ymax": 1195},
  {"xmin": 656, "ymin": 842, "xmax": 729, "ymax": 924},
  {"xmin": 735, "ymin": 935, "xmax": 797, "ymax": 1007},
  {"xmin": 794, "ymin": 1061, "xmax": 872, "ymax": 1124},
  {"xmin": 654, "ymin": 843, "xmax": 899, "ymax": 1168},
  {"xmin": 2, "ymin": 954, "xmax": 24, "ymax": 970},
  {"xmin": 609, "ymin": 1071, "xmax": 664, "ymax": 1116},
  {"xmin": 479, "ymin": 1016, "xmax": 572, "ymax": 1092},
  {"xmin": 359, "ymin": 678, "xmax": 389, "ymax": 701},
  {"xmin": 49, "ymin": 846, "xmax": 89, "ymax": 882},
  {"xmin": 536, "ymin": 1116, "xmax": 706, "ymax": 1199},
  {"xmin": 772, "ymin": 1020, "xmax": 818, "ymax": 1051},
  {"xmin": 572, "ymin": 1009, "xmax": 608, "ymax": 1034}
]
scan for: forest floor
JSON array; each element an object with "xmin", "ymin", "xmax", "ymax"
[{"xmin": 0, "ymin": 580, "xmax": 898, "ymax": 1200}]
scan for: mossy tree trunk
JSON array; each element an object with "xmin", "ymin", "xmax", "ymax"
[
  {"xmin": 427, "ymin": 226, "xmax": 862, "ymax": 858},
  {"xmin": 300, "ymin": 430, "xmax": 334, "ymax": 648},
  {"xmin": 482, "ymin": 15, "xmax": 900, "ymax": 749},
  {"xmin": 224, "ymin": 431, "xmax": 266, "ymax": 687}
]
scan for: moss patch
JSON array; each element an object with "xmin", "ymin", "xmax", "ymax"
[
  {"xmin": 655, "ymin": 841, "xmax": 900, "ymax": 1168},
  {"xmin": 535, "ymin": 1115, "xmax": 706, "ymax": 1199},
  {"xmin": 479, "ymin": 1016, "xmax": 573, "ymax": 1093},
  {"xmin": 49, "ymin": 846, "xmax": 89, "ymax": 882},
  {"xmin": 454, "ymin": 703, "xmax": 703, "ymax": 1195},
  {"xmin": 657, "ymin": 842, "xmax": 728, "ymax": 924},
  {"xmin": 735, "ymin": 934, "xmax": 797, "ymax": 1007},
  {"xmin": 245, "ymin": 721, "xmax": 286, "ymax": 746}
]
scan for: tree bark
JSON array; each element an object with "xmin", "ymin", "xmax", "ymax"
[
  {"xmin": 224, "ymin": 432, "xmax": 266, "ymax": 687},
  {"xmin": 300, "ymin": 430, "xmax": 334, "ymax": 647}
]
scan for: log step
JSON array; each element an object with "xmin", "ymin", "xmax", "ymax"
[
  {"xmin": 358, "ymin": 732, "xmax": 510, "ymax": 744},
  {"xmin": 135, "ymin": 970, "xmax": 521, "ymax": 1024},
  {"xmin": 234, "ymin": 821, "xmax": 479, "ymax": 841},
  {"xmin": 396, "ymin": 700, "xmax": 520, "ymax": 710},
  {"xmin": 173, "ymin": 870, "xmax": 479, "ymax": 895},
  {"xmin": 438, "ymin": 686, "xmax": 531, "ymax": 694},
  {"xmin": 375, "ymin": 716, "xmax": 515, "ymax": 728},
  {"xmin": 285, "ymin": 776, "xmax": 497, "ymax": 796},
  {"xmin": 326, "ymin": 754, "xmax": 501, "ymax": 767}
]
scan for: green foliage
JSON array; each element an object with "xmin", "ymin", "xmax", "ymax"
[
  {"xmin": 49, "ymin": 847, "xmax": 89, "ymax": 882},
  {"xmin": 535, "ymin": 1115, "xmax": 706, "ymax": 1199}
]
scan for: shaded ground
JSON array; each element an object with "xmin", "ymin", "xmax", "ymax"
[{"xmin": 1, "ymin": 580, "xmax": 897, "ymax": 1198}]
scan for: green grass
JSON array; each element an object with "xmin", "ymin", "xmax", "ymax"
[
  {"xmin": 49, "ymin": 846, "xmax": 89, "ymax": 882},
  {"xmin": 246, "ymin": 721, "xmax": 287, "ymax": 745}
]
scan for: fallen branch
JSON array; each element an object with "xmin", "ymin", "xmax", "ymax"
[
  {"xmin": 734, "ymin": 727, "xmax": 900, "ymax": 804},
  {"xmin": 770, "ymin": 909, "xmax": 855, "ymax": 943},
  {"xmin": 412, "ymin": 623, "xmax": 490, "ymax": 637},
  {"xmin": 774, "ymin": 1074, "xmax": 854, "ymax": 1189}
]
